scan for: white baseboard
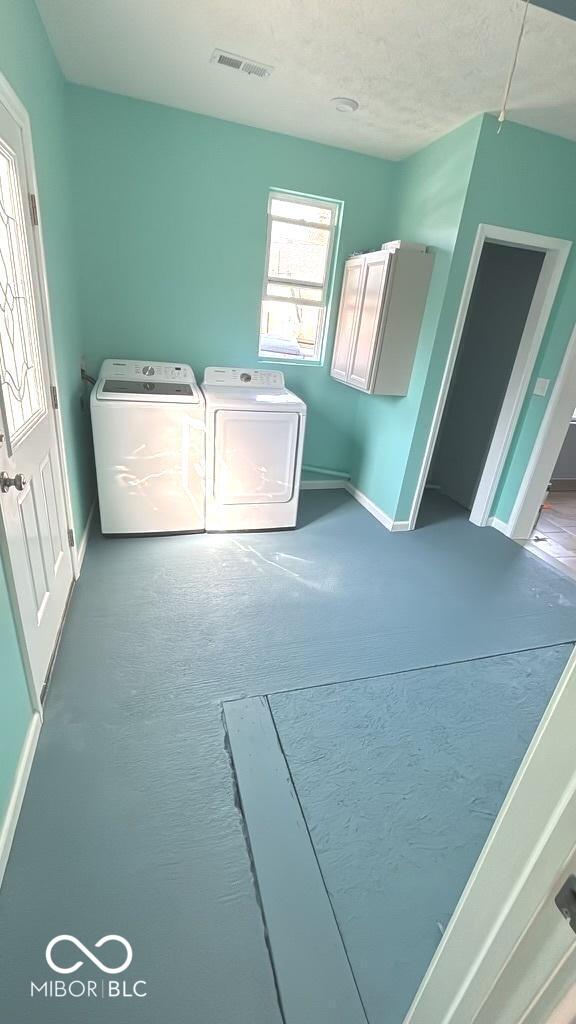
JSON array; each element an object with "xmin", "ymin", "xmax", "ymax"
[
  {"xmin": 487, "ymin": 516, "xmax": 513, "ymax": 538},
  {"xmin": 73, "ymin": 499, "xmax": 96, "ymax": 578},
  {"xmin": 389, "ymin": 519, "xmax": 412, "ymax": 532},
  {"xmin": 0, "ymin": 711, "xmax": 41, "ymax": 888},
  {"xmin": 345, "ymin": 482, "xmax": 411, "ymax": 532},
  {"xmin": 301, "ymin": 478, "xmax": 348, "ymax": 490}
]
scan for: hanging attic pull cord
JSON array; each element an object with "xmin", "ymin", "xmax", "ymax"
[{"xmin": 497, "ymin": 0, "xmax": 531, "ymax": 133}]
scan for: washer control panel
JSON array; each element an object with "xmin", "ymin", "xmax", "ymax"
[
  {"xmin": 203, "ymin": 367, "xmax": 285, "ymax": 388},
  {"xmin": 99, "ymin": 359, "xmax": 196, "ymax": 383}
]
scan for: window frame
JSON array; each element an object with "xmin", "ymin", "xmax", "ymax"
[{"xmin": 259, "ymin": 190, "xmax": 341, "ymax": 364}]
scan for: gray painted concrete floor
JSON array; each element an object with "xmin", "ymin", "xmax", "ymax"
[
  {"xmin": 269, "ymin": 645, "xmax": 572, "ymax": 1024},
  {"xmin": 1, "ymin": 490, "xmax": 576, "ymax": 1022}
]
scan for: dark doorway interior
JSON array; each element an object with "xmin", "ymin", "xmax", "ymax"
[{"xmin": 428, "ymin": 242, "xmax": 545, "ymax": 512}]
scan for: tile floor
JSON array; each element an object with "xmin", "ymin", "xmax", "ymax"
[{"xmin": 530, "ymin": 491, "xmax": 576, "ymax": 576}]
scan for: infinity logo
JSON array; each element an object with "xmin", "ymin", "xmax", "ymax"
[{"xmin": 45, "ymin": 935, "xmax": 133, "ymax": 975}]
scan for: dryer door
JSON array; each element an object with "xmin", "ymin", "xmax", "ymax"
[{"xmin": 214, "ymin": 410, "xmax": 300, "ymax": 504}]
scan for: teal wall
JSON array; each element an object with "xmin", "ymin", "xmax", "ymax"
[
  {"xmin": 66, "ymin": 85, "xmax": 397, "ymax": 474},
  {"xmin": 63, "ymin": 91, "xmax": 576, "ymax": 531},
  {"xmin": 350, "ymin": 117, "xmax": 482, "ymax": 518},
  {"xmin": 467, "ymin": 118, "xmax": 576, "ymax": 523},
  {"xmin": 0, "ymin": 0, "xmax": 93, "ymax": 822},
  {"xmin": 364, "ymin": 113, "xmax": 576, "ymax": 526}
]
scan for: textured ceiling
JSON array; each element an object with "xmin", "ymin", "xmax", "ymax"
[{"xmin": 36, "ymin": 0, "xmax": 576, "ymax": 159}]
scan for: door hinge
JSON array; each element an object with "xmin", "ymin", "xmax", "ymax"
[
  {"xmin": 29, "ymin": 193, "xmax": 39, "ymax": 226},
  {"xmin": 555, "ymin": 875, "xmax": 576, "ymax": 934},
  {"xmin": 40, "ymin": 681, "xmax": 48, "ymax": 705},
  {"xmin": 50, "ymin": 385, "xmax": 58, "ymax": 409},
  {"xmin": 67, "ymin": 527, "xmax": 75, "ymax": 548}
]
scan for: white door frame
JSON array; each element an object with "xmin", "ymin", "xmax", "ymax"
[
  {"xmin": 504, "ymin": 324, "xmax": 576, "ymax": 541},
  {"xmin": 0, "ymin": 73, "xmax": 77, "ymax": 711},
  {"xmin": 408, "ymin": 224, "xmax": 571, "ymax": 531},
  {"xmin": 402, "ymin": 645, "xmax": 576, "ymax": 1024}
]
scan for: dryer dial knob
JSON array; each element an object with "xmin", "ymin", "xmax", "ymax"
[{"xmin": 142, "ymin": 365, "xmax": 155, "ymax": 376}]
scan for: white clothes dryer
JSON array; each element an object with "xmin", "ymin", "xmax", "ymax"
[{"xmin": 201, "ymin": 367, "xmax": 306, "ymax": 531}]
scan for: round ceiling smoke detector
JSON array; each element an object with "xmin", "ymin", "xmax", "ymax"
[{"xmin": 331, "ymin": 97, "xmax": 359, "ymax": 113}]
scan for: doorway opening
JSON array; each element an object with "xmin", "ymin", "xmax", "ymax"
[
  {"xmin": 411, "ymin": 224, "xmax": 572, "ymax": 531},
  {"xmin": 523, "ymin": 378, "xmax": 576, "ymax": 579},
  {"xmin": 425, "ymin": 241, "xmax": 545, "ymax": 515},
  {"xmin": 410, "ymin": 225, "xmax": 571, "ymax": 532}
]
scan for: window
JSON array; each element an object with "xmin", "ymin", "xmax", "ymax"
[{"xmin": 259, "ymin": 191, "xmax": 340, "ymax": 362}]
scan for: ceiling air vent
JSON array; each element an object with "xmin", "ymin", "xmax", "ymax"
[{"xmin": 210, "ymin": 49, "xmax": 273, "ymax": 78}]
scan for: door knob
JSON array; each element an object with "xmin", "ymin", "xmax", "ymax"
[{"xmin": 0, "ymin": 472, "xmax": 27, "ymax": 493}]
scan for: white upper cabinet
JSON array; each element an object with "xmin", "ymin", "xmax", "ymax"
[{"xmin": 330, "ymin": 243, "xmax": 433, "ymax": 395}]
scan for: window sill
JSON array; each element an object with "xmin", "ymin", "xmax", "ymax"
[{"xmin": 258, "ymin": 355, "xmax": 324, "ymax": 368}]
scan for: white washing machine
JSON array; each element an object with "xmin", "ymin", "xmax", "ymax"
[
  {"xmin": 202, "ymin": 367, "xmax": 306, "ymax": 531},
  {"xmin": 91, "ymin": 359, "xmax": 205, "ymax": 534}
]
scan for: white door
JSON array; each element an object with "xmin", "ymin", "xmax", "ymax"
[
  {"xmin": 0, "ymin": 94, "xmax": 73, "ymax": 703},
  {"xmin": 330, "ymin": 258, "xmax": 363, "ymax": 382},
  {"xmin": 214, "ymin": 410, "xmax": 299, "ymax": 503},
  {"xmin": 472, "ymin": 842, "xmax": 576, "ymax": 1024},
  {"xmin": 348, "ymin": 252, "xmax": 391, "ymax": 391}
]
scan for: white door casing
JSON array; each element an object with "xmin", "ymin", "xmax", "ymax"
[
  {"xmin": 506, "ymin": 324, "xmax": 576, "ymax": 541},
  {"xmin": 0, "ymin": 80, "xmax": 74, "ymax": 706}
]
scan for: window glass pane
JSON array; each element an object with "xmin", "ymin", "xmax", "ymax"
[
  {"xmin": 259, "ymin": 300, "xmax": 324, "ymax": 359},
  {"xmin": 270, "ymin": 198, "xmax": 333, "ymax": 226},
  {"xmin": 268, "ymin": 220, "xmax": 331, "ymax": 286},
  {"xmin": 266, "ymin": 282, "xmax": 323, "ymax": 303}
]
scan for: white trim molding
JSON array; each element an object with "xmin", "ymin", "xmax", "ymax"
[
  {"xmin": 486, "ymin": 516, "xmax": 513, "ymax": 538},
  {"xmin": 300, "ymin": 478, "xmax": 348, "ymax": 490},
  {"xmin": 0, "ymin": 711, "xmax": 41, "ymax": 888},
  {"xmin": 72, "ymin": 500, "xmax": 96, "ymax": 577},
  {"xmin": 345, "ymin": 482, "xmax": 410, "ymax": 532},
  {"xmin": 408, "ymin": 223, "xmax": 571, "ymax": 532},
  {"xmin": 506, "ymin": 324, "xmax": 576, "ymax": 542}
]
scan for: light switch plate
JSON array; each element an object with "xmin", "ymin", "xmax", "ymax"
[{"xmin": 533, "ymin": 377, "xmax": 550, "ymax": 397}]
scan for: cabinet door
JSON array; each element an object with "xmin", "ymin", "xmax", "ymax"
[
  {"xmin": 348, "ymin": 253, "xmax": 391, "ymax": 391},
  {"xmin": 330, "ymin": 258, "xmax": 364, "ymax": 381}
]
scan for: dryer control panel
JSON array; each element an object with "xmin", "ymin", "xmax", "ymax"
[
  {"xmin": 99, "ymin": 359, "xmax": 196, "ymax": 383},
  {"xmin": 203, "ymin": 367, "xmax": 285, "ymax": 388}
]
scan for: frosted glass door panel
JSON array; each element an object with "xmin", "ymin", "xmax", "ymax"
[{"xmin": 0, "ymin": 139, "xmax": 44, "ymax": 449}]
